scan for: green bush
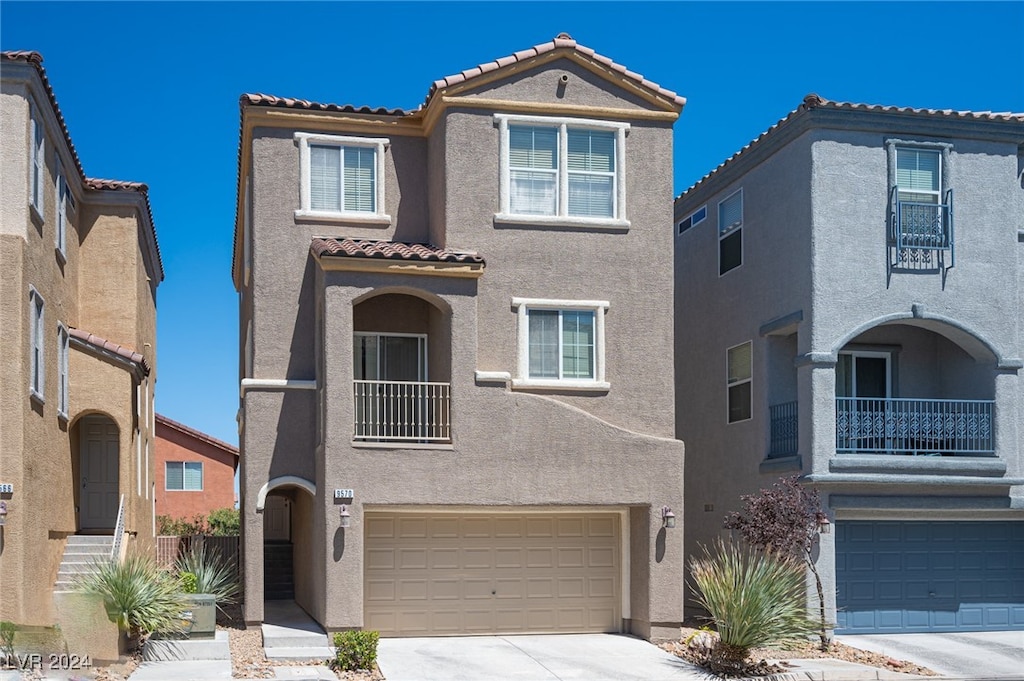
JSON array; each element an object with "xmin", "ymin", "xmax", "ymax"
[
  {"xmin": 174, "ymin": 545, "xmax": 239, "ymax": 613},
  {"xmin": 206, "ymin": 508, "xmax": 240, "ymax": 536},
  {"xmin": 330, "ymin": 630, "xmax": 379, "ymax": 672},
  {"xmin": 179, "ymin": 572, "xmax": 198, "ymax": 594},
  {"xmin": 0, "ymin": 621, "xmax": 16, "ymax": 665},
  {"xmin": 74, "ymin": 551, "xmax": 187, "ymax": 646},
  {"xmin": 689, "ymin": 539, "xmax": 816, "ymax": 676},
  {"xmin": 156, "ymin": 514, "xmax": 206, "ymax": 536}
]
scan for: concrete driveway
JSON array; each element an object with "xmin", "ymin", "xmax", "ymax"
[
  {"xmin": 837, "ymin": 631, "xmax": 1024, "ymax": 679},
  {"xmin": 377, "ymin": 634, "xmax": 704, "ymax": 681}
]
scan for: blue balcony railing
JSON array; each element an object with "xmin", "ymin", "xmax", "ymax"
[
  {"xmin": 836, "ymin": 397, "xmax": 994, "ymax": 456},
  {"xmin": 768, "ymin": 401, "xmax": 798, "ymax": 458}
]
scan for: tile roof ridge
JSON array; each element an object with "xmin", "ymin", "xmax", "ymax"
[
  {"xmin": 156, "ymin": 413, "xmax": 239, "ymax": 457},
  {"xmin": 68, "ymin": 327, "xmax": 151, "ymax": 375}
]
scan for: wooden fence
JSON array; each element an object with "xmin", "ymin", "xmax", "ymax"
[{"xmin": 156, "ymin": 535, "xmax": 240, "ymax": 576}]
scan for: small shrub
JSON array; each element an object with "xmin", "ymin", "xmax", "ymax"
[
  {"xmin": 179, "ymin": 572, "xmax": 198, "ymax": 594},
  {"xmin": 330, "ymin": 630, "xmax": 379, "ymax": 672},
  {"xmin": 206, "ymin": 508, "xmax": 240, "ymax": 536},
  {"xmin": 690, "ymin": 539, "xmax": 815, "ymax": 676},
  {"xmin": 157, "ymin": 514, "xmax": 206, "ymax": 536},
  {"xmin": 0, "ymin": 621, "xmax": 16, "ymax": 667},
  {"xmin": 174, "ymin": 545, "xmax": 239, "ymax": 612}
]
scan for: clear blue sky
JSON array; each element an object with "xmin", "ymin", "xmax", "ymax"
[{"xmin": 3, "ymin": 2, "xmax": 1022, "ymax": 447}]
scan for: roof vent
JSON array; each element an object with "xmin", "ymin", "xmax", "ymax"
[{"xmin": 555, "ymin": 32, "xmax": 573, "ymax": 40}]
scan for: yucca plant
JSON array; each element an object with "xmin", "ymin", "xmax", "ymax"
[
  {"xmin": 690, "ymin": 539, "xmax": 816, "ymax": 676},
  {"xmin": 174, "ymin": 545, "xmax": 239, "ymax": 613},
  {"xmin": 74, "ymin": 551, "xmax": 188, "ymax": 648}
]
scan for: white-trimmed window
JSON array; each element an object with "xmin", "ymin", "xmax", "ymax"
[
  {"xmin": 165, "ymin": 461, "xmax": 203, "ymax": 491},
  {"xmin": 718, "ymin": 189, "xmax": 743, "ymax": 275},
  {"xmin": 495, "ymin": 114, "xmax": 629, "ymax": 228},
  {"xmin": 29, "ymin": 287, "xmax": 44, "ymax": 400},
  {"xmin": 30, "ymin": 105, "xmax": 45, "ymax": 218},
  {"xmin": 677, "ymin": 205, "xmax": 707, "ymax": 235},
  {"xmin": 294, "ymin": 132, "xmax": 390, "ymax": 224},
  {"xmin": 511, "ymin": 297, "xmax": 609, "ymax": 390},
  {"xmin": 55, "ymin": 156, "xmax": 73, "ymax": 258},
  {"xmin": 57, "ymin": 323, "xmax": 69, "ymax": 418},
  {"xmin": 727, "ymin": 341, "xmax": 752, "ymax": 423},
  {"xmin": 896, "ymin": 147, "xmax": 941, "ymax": 206}
]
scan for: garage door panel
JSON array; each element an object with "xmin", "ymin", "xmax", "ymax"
[
  {"xmin": 836, "ymin": 521, "xmax": 1024, "ymax": 633},
  {"xmin": 366, "ymin": 512, "xmax": 619, "ymax": 636}
]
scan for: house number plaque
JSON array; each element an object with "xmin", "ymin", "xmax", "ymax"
[{"xmin": 334, "ymin": 489, "xmax": 354, "ymax": 499}]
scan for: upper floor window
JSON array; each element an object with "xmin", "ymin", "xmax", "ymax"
[
  {"xmin": 889, "ymin": 142, "xmax": 953, "ymax": 273},
  {"xmin": 57, "ymin": 323, "xmax": 69, "ymax": 419},
  {"xmin": 495, "ymin": 114, "xmax": 629, "ymax": 229},
  {"xmin": 55, "ymin": 157, "xmax": 74, "ymax": 259},
  {"xmin": 718, "ymin": 189, "xmax": 743, "ymax": 275},
  {"xmin": 511, "ymin": 297, "xmax": 610, "ymax": 391},
  {"xmin": 294, "ymin": 132, "xmax": 390, "ymax": 224},
  {"xmin": 677, "ymin": 205, "xmax": 706, "ymax": 235},
  {"xmin": 166, "ymin": 461, "xmax": 203, "ymax": 491},
  {"xmin": 30, "ymin": 105, "xmax": 45, "ymax": 219},
  {"xmin": 727, "ymin": 341, "xmax": 752, "ymax": 423},
  {"xmin": 29, "ymin": 287, "xmax": 44, "ymax": 401}
]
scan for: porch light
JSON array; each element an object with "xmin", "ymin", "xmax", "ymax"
[
  {"xmin": 816, "ymin": 512, "xmax": 831, "ymax": 534},
  {"xmin": 339, "ymin": 505, "xmax": 352, "ymax": 529},
  {"xmin": 661, "ymin": 506, "xmax": 676, "ymax": 529}
]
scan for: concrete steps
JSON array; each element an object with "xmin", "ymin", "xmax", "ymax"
[
  {"xmin": 262, "ymin": 600, "xmax": 333, "ymax": 662},
  {"xmin": 54, "ymin": 535, "xmax": 113, "ymax": 592}
]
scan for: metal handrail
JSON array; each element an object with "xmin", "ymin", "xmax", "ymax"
[
  {"xmin": 110, "ymin": 493, "xmax": 126, "ymax": 561},
  {"xmin": 836, "ymin": 397, "xmax": 994, "ymax": 456},
  {"xmin": 353, "ymin": 380, "xmax": 451, "ymax": 443}
]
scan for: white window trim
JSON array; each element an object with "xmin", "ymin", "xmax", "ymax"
[
  {"xmin": 57, "ymin": 322, "xmax": 69, "ymax": 420},
  {"xmin": 726, "ymin": 340, "xmax": 752, "ymax": 424},
  {"xmin": 165, "ymin": 461, "xmax": 204, "ymax": 492},
  {"xmin": 494, "ymin": 114, "xmax": 630, "ymax": 229},
  {"xmin": 55, "ymin": 156, "xmax": 67, "ymax": 260},
  {"xmin": 511, "ymin": 297, "xmax": 609, "ymax": 391},
  {"xmin": 29, "ymin": 286, "xmax": 45, "ymax": 402},
  {"xmin": 29, "ymin": 104, "xmax": 45, "ymax": 220},
  {"xmin": 294, "ymin": 132, "xmax": 391, "ymax": 224},
  {"xmin": 718, "ymin": 189, "xmax": 744, "ymax": 276},
  {"xmin": 677, "ymin": 204, "xmax": 707, "ymax": 235},
  {"xmin": 894, "ymin": 146, "xmax": 944, "ymax": 203}
]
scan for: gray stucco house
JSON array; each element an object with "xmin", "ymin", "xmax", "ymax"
[
  {"xmin": 232, "ymin": 35, "xmax": 686, "ymax": 639},
  {"xmin": 674, "ymin": 94, "xmax": 1024, "ymax": 634}
]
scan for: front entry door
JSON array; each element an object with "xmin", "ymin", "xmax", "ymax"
[
  {"xmin": 837, "ymin": 351, "xmax": 892, "ymax": 452},
  {"xmin": 80, "ymin": 416, "xmax": 119, "ymax": 530},
  {"xmin": 264, "ymin": 495, "xmax": 291, "ymax": 542}
]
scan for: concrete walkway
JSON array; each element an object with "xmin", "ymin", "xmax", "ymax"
[{"xmin": 837, "ymin": 631, "xmax": 1024, "ymax": 679}]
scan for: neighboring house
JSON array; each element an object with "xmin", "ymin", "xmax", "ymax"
[
  {"xmin": 233, "ymin": 34, "xmax": 686, "ymax": 639},
  {"xmin": 674, "ymin": 94, "xmax": 1024, "ymax": 634},
  {"xmin": 154, "ymin": 413, "xmax": 239, "ymax": 521},
  {"xmin": 0, "ymin": 51, "xmax": 163, "ymax": 637}
]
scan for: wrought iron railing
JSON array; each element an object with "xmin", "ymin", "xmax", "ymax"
[
  {"xmin": 354, "ymin": 380, "xmax": 451, "ymax": 443},
  {"xmin": 891, "ymin": 189, "xmax": 954, "ymax": 272},
  {"xmin": 768, "ymin": 401, "xmax": 798, "ymax": 458},
  {"xmin": 110, "ymin": 493, "xmax": 126, "ymax": 562},
  {"xmin": 836, "ymin": 397, "xmax": 993, "ymax": 456}
]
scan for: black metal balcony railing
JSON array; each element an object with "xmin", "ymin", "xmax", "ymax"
[
  {"xmin": 836, "ymin": 397, "xmax": 994, "ymax": 456},
  {"xmin": 353, "ymin": 380, "xmax": 451, "ymax": 443},
  {"xmin": 768, "ymin": 401, "xmax": 798, "ymax": 458},
  {"xmin": 890, "ymin": 189, "xmax": 954, "ymax": 272}
]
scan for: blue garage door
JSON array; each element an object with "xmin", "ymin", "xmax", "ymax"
[{"xmin": 836, "ymin": 521, "xmax": 1024, "ymax": 633}]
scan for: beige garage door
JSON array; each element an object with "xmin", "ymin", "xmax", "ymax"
[{"xmin": 364, "ymin": 512, "xmax": 620, "ymax": 636}]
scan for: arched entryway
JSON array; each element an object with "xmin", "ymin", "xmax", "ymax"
[
  {"xmin": 74, "ymin": 414, "xmax": 120, "ymax": 531},
  {"xmin": 257, "ymin": 477, "xmax": 315, "ymax": 609}
]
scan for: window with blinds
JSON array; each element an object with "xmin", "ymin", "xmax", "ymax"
[
  {"xmin": 727, "ymin": 341, "xmax": 752, "ymax": 423},
  {"xmin": 166, "ymin": 461, "xmax": 203, "ymax": 491},
  {"xmin": 499, "ymin": 116, "xmax": 626, "ymax": 224},
  {"xmin": 30, "ymin": 106, "xmax": 45, "ymax": 217},
  {"xmin": 29, "ymin": 288, "xmax": 44, "ymax": 400},
  {"xmin": 527, "ymin": 309, "xmax": 595, "ymax": 380},
  {"xmin": 718, "ymin": 189, "xmax": 743, "ymax": 275},
  {"xmin": 896, "ymin": 148, "xmax": 941, "ymax": 204},
  {"xmin": 311, "ymin": 144, "xmax": 376, "ymax": 213}
]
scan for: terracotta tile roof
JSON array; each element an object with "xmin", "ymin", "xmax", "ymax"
[
  {"xmin": 2, "ymin": 51, "xmax": 164, "ymax": 281},
  {"xmin": 678, "ymin": 94, "xmax": 1024, "ymax": 201},
  {"xmin": 68, "ymin": 327, "xmax": 151, "ymax": 376},
  {"xmin": 310, "ymin": 238, "xmax": 485, "ymax": 264},
  {"xmin": 422, "ymin": 32, "xmax": 686, "ymax": 111},
  {"xmin": 239, "ymin": 32, "xmax": 684, "ymax": 117},
  {"xmin": 156, "ymin": 413, "xmax": 239, "ymax": 460}
]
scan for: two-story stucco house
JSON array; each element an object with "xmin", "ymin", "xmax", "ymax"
[
  {"xmin": 675, "ymin": 94, "xmax": 1024, "ymax": 634},
  {"xmin": 0, "ymin": 51, "xmax": 162, "ymax": 652},
  {"xmin": 234, "ymin": 35, "xmax": 686, "ymax": 639}
]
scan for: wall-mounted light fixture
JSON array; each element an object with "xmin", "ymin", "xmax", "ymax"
[
  {"xmin": 661, "ymin": 505, "xmax": 676, "ymax": 529},
  {"xmin": 339, "ymin": 505, "xmax": 351, "ymax": 529},
  {"xmin": 0, "ymin": 501, "xmax": 7, "ymax": 527},
  {"xmin": 816, "ymin": 512, "xmax": 831, "ymax": 534}
]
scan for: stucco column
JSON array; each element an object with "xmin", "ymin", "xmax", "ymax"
[
  {"xmin": 796, "ymin": 354, "xmax": 837, "ymax": 475},
  {"xmin": 994, "ymin": 368, "xmax": 1021, "ymax": 481}
]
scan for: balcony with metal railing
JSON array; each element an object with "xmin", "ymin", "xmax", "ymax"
[
  {"xmin": 353, "ymin": 380, "xmax": 451, "ymax": 444},
  {"xmin": 890, "ymin": 189, "xmax": 954, "ymax": 273},
  {"xmin": 835, "ymin": 397, "xmax": 994, "ymax": 456},
  {"xmin": 768, "ymin": 400, "xmax": 798, "ymax": 459}
]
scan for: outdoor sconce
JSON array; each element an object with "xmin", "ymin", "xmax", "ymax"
[
  {"xmin": 0, "ymin": 501, "xmax": 7, "ymax": 527},
  {"xmin": 816, "ymin": 512, "xmax": 831, "ymax": 534},
  {"xmin": 661, "ymin": 506, "xmax": 676, "ymax": 529},
  {"xmin": 339, "ymin": 505, "xmax": 352, "ymax": 529}
]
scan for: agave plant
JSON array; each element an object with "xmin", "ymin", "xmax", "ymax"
[
  {"xmin": 689, "ymin": 539, "xmax": 816, "ymax": 675},
  {"xmin": 74, "ymin": 551, "xmax": 187, "ymax": 647},
  {"xmin": 174, "ymin": 544, "xmax": 239, "ymax": 613}
]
